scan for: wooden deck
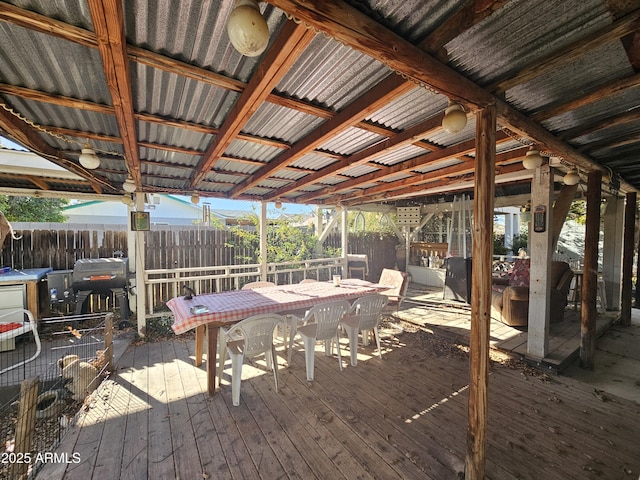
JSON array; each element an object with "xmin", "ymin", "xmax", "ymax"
[
  {"xmin": 398, "ymin": 284, "xmax": 618, "ymax": 371},
  {"xmin": 37, "ymin": 319, "xmax": 639, "ymax": 480}
]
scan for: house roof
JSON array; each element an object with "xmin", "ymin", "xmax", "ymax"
[{"xmin": 0, "ymin": 0, "xmax": 637, "ymax": 208}]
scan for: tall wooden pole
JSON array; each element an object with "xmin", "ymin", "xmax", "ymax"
[
  {"xmin": 620, "ymin": 192, "xmax": 637, "ymax": 326},
  {"xmin": 466, "ymin": 105, "xmax": 495, "ymax": 479},
  {"xmin": 580, "ymin": 170, "xmax": 601, "ymax": 369}
]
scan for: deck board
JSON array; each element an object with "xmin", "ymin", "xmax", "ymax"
[
  {"xmin": 146, "ymin": 335, "xmax": 175, "ymax": 480},
  {"xmin": 401, "ymin": 284, "xmax": 617, "ymax": 371},
  {"xmin": 35, "ymin": 316, "xmax": 640, "ymax": 480}
]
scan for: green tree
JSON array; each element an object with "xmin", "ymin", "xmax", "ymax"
[
  {"xmin": 266, "ymin": 217, "xmax": 318, "ymax": 263},
  {"xmin": 225, "ymin": 213, "xmax": 319, "ymax": 264},
  {"xmin": 0, "ymin": 196, "xmax": 69, "ymax": 222},
  {"xmin": 567, "ymin": 200, "xmax": 586, "ymax": 224},
  {"xmin": 348, "ymin": 211, "xmax": 396, "ymax": 234}
]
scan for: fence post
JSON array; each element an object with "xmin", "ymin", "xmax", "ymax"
[
  {"xmin": 10, "ymin": 376, "xmax": 39, "ymax": 480},
  {"xmin": 104, "ymin": 313, "xmax": 114, "ymax": 371}
]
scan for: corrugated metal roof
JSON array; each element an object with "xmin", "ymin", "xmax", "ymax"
[
  {"xmin": 319, "ymin": 127, "xmax": 383, "ymax": 156},
  {"xmin": 290, "ymin": 153, "xmax": 340, "ymax": 171},
  {"xmin": 363, "ymin": 0, "xmax": 459, "ymax": 43},
  {"xmin": 367, "ymin": 86, "xmax": 443, "ymax": 130},
  {"xmin": 506, "ymin": 42, "xmax": 632, "ymax": 114},
  {"xmin": 368, "ymin": 145, "xmax": 430, "ymax": 167},
  {"xmin": 225, "ymin": 140, "xmax": 283, "ymax": 164},
  {"xmin": 446, "ymin": 0, "xmax": 611, "ymax": 84},
  {"xmin": 132, "ymin": 64, "xmax": 240, "ymax": 127},
  {"xmin": 543, "ymin": 86, "xmax": 640, "ymax": 134},
  {"xmin": 0, "ymin": 0, "xmax": 637, "ymax": 206},
  {"xmin": 213, "ymin": 158, "xmax": 263, "ymax": 175},
  {"xmin": 275, "ymin": 35, "xmax": 393, "ymax": 110},
  {"xmin": 244, "ymin": 103, "xmax": 324, "ymax": 143},
  {"xmin": 0, "ymin": 24, "xmax": 109, "ymax": 103}
]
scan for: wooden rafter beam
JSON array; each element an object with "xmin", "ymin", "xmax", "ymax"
[
  {"xmin": 294, "ymin": 132, "xmax": 510, "ymax": 203},
  {"xmin": 266, "ymin": 0, "xmax": 494, "ymax": 108},
  {"xmin": 190, "ymin": 20, "xmax": 316, "ymax": 188},
  {"xmin": 230, "ymin": 74, "xmax": 416, "ymax": 197},
  {"xmin": 0, "ymin": 105, "xmax": 107, "ymax": 194},
  {"xmin": 336, "ymin": 146, "xmax": 526, "ymax": 205},
  {"xmin": 24, "ymin": 175, "xmax": 50, "ymax": 190},
  {"xmin": 580, "ymin": 132, "xmax": 640, "ymax": 152},
  {"xmin": 0, "ymin": 4, "xmax": 410, "ymax": 150},
  {"xmin": 531, "ymin": 73, "xmax": 640, "ymax": 122},
  {"xmin": 267, "ymin": 0, "xmax": 634, "ymax": 195},
  {"xmin": 340, "ymin": 161, "xmax": 525, "ymax": 206},
  {"xmin": 0, "ymin": 2, "xmax": 96, "ymax": 47},
  {"xmin": 418, "ymin": 0, "xmax": 510, "ymax": 57},
  {"xmin": 560, "ymin": 108, "xmax": 640, "ymax": 141},
  {"xmin": 88, "ymin": 0, "xmax": 140, "ymax": 185},
  {"xmin": 265, "ymin": 113, "xmax": 447, "ymax": 201},
  {"xmin": 490, "ymin": 8, "xmax": 640, "ymax": 94}
]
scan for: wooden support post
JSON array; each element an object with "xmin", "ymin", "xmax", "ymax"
[
  {"xmin": 260, "ymin": 201, "xmax": 268, "ymax": 281},
  {"xmin": 10, "ymin": 376, "xmax": 39, "ymax": 480},
  {"xmin": 580, "ymin": 170, "xmax": 601, "ymax": 369},
  {"xmin": 466, "ymin": 105, "xmax": 495, "ymax": 480},
  {"xmin": 341, "ymin": 207, "xmax": 349, "ymax": 275},
  {"xmin": 527, "ymin": 164, "xmax": 553, "ymax": 358},
  {"xmin": 104, "ymin": 312, "xmax": 114, "ymax": 371},
  {"xmin": 620, "ymin": 192, "xmax": 637, "ymax": 326},
  {"xmin": 134, "ymin": 192, "xmax": 146, "ymax": 336},
  {"xmin": 602, "ymin": 196, "xmax": 624, "ymax": 309}
]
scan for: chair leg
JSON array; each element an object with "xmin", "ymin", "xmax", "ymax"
[
  {"xmin": 302, "ymin": 336, "xmax": 316, "ymax": 381},
  {"xmin": 334, "ymin": 335, "xmax": 343, "ymax": 372},
  {"xmin": 344, "ymin": 325, "xmax": 358, "ymax": 367},
  {"xmin": 230, "ymin": 353, "xmax": 243, "ymax": 407},
  {"xmin": 373, "ymin": 326, "xmax": 382, "ymax": 360},
  {"xmin": 270, "ymin": 345, "xmax": 279, "ymax": 393},
  {"xmin": 287, "ymin": 329, "xmax": 297, "ymax": 367},
  {"xmin": 324, "ymin": 338, "xmax": 332, "ymax": 357}
]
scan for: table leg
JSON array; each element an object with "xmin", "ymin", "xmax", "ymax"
[
  {"xmin": 195, "ymin": 324, "xmax": 205, "ymax": 366},
  {"xmin": 207, "ymin": 325, "xmax": 219, "ymax": 396}
]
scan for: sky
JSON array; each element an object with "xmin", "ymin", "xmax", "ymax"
[
  {"xmin": 1, "ymin": 136, "xmax": 317, "ymax": 215},
  {"xmin": 178, "ymin": 196, "xmax": 318, "ymax": 216}
]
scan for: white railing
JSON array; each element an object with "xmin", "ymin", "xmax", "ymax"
[{"xmin": 143, "ymin": 257, "xmax": 344, "ymax": 314}]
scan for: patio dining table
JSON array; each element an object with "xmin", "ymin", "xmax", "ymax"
[{"xmin": 167, "ymin": 278, "xmax": 389, "ymax": 394}]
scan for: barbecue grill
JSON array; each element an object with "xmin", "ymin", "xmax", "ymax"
[{"xmin": 48, "ymin": 258, "xmax": 130, "ymax": 320}]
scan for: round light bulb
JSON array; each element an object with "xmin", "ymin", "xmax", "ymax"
[
  {"xmin": 274, "ymin": 200, "xmax": 282, "ymax": 209},
  {"xmin": 563, "ymin": 168, "xmax": 580, "ymax": 186},
  {"xmin": 121, "ymin": 194, "xmax": 134, "ymax": 206},
  {"xmin": 191, "ymin": 193, "xmax": 200, "ymax": 204},
  {"xmin": 227, "ymin": 0, "xmax": 269, "ymax": 57},
  {"xmin": 522, "ymin": 147, "xmax": 543, "ymax": 170},
  {"xmin": 122, "ymin": 176, "xmax": 136, "ymax": 193},
  {"xmin": 79, "ymin": 146, "xmax": 100, "ymax": 169},
  {"xmin": 442, "ymin": 103, "xmax": 467, "ymax": 134}
]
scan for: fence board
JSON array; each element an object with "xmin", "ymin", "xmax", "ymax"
[{"xmin": 4, "ymin": 225, "xmax": 400, "ymax": 311}]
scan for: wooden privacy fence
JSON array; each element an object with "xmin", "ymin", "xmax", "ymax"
[{"xmin": 2, "ymin": 224, "xmax": 401, "ymax": 314}]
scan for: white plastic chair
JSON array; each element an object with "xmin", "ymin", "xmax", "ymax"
[
  {"xmin": 217, "ymin": 313, "xmax": 283, "ymax": 406},
  {"xmin": 341, "ymin": 294, "xmax": 388, "ymax": 367},
  {"xmin": 241, "ymin": 281, "xmax": 275, "ymax": 290},
  {"xmin": 289, "ymin": 300, "xmax": 350, "ymax": 381},
  {"xmin": 0, "ymin": 309, "xmax": 41, "ymax": 375}
]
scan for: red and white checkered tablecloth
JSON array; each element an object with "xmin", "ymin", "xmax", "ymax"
[{"xmin": 168, "ymin": 279, "xmax": 388, "ymax": 335}]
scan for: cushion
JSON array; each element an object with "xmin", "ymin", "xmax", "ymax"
[
  {"xmin": 0, "ymin": 322, "xmax": 23, "ymax": 333},
  {"xmin": 509, "ymin": 259, "xmax": 530, "ymax": 287}
]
